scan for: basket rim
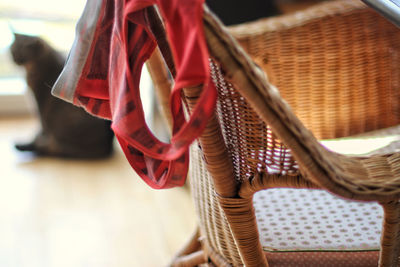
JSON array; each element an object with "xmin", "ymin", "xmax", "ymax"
[{"xmin": 228, "ymin": 0, "xmax": 367, "ymax": 37}]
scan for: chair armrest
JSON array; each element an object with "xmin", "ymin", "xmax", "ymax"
[{"xmin": 203, "ymin": 5, "xmax": 400, "ymax": 202}]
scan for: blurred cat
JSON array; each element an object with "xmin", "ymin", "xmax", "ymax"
[{"xmin": 10, "ymin": 33, "xmax": 114, "ymax": 158}]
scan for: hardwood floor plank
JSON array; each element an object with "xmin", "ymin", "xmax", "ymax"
[{"xmin": 0, "ymin": 116, "xmax": 196, "ymax": 267}]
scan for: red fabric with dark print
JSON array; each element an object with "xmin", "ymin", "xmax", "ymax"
[{"xmin": 63, "ymin": 0, "xmax": 216, "ymax": 189}]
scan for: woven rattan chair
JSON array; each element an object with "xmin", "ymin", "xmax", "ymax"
[{"xmin": 147, "ymin": 0, "xmax": 400, "ymax": 266}]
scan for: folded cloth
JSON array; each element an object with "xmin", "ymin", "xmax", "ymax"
[{"xmin": 52, "ymin": 0, "xmax": 217, "ymax": 189}]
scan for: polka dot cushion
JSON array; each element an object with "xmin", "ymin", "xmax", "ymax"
[
  {"xmin": 264, "ymin": 250, "xmax": 379, "ymax": 267},
  {"xmin": 253, "ymin": 188, "xmax": 382, "ymax": 252}
]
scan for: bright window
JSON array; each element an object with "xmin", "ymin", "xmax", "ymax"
[{"xmin": 0, "ymin": 0, "xmax": 85, "ymax": 114}]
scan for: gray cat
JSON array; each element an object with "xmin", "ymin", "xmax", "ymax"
[{"xmin": 10, "ymin": 33, "xmax": 114, "ymax": 158}]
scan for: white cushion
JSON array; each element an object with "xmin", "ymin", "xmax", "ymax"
[
  {"xmin": 254, "ymin": 188, "xmax": 382, "ymax": 252},
  {"xmin": 254, "ymin": 128, "xmax": 400, "ymax": 252}
]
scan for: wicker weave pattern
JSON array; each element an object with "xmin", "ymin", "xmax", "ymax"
[
  {"xmin": 189, "ymin": 145, "xmax": 243, "ymax": 265},
  {"xmin": 211, "ymin": 60, "xmax": 299, "ymax": 180},
  {"xmin": 204, "ymin": 0, "xmax": 400, "ymax": 201},
  {"xmin": 230, "ymin": 0, "xmax": 400, "ymax": 140},
  {"xmin": 200, "ymin": 1, "xmax": 400, "ymax": 265}
]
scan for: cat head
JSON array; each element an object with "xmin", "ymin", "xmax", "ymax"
[{"xmin": 10, "ymin": 33, "xmax": 45, "ymax": 65}]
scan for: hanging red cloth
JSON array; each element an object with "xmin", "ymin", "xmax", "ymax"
[{"xmin": 52, "ymin": 0, "xmax": 217, "ymax": 189}]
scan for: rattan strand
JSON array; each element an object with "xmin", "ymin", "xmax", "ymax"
[
  {"xmin": 202, "ymin": 239, "xmax": 233, "ymax": 267},
  {"xmin": 170, "ymin": 228, "xmax": 206, "ymax": 267},
  {"xmin": 183, "ymin": 85, "xmax": 238, "ymax": 198},
  {"xmin": 239, "ymin": 172, "xmax": 318, "ymax": 199},
  {"xmin": 216, "ymin": 195, "xmax": 266, "ymax": 266},
  {"xmin": 146, "ymin": 48, "xmax": 173, "ymax": 129},
  {"xmin": 172, "ymin": 251, "xmax": 207, "ymax": 267},
  {"xmin": 210, "ymin": 60, "xmax": 299, "ymax": 179},
  {"xmin": 190, "ymin": 145, "xmax": 243, "ymax": 265},
  {"xmin": 229, "ymin": 0, "xmax": 366, "ymax": 36},
  {"xmin": 378, "ymin": 201, "xmax": 400, "ymax": 266},
  {"xmin": 184, "ymin": 84, "xmax": 268, "ymax": 266}
]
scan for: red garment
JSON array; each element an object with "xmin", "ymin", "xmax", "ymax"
[{"xmin": 52, "ymin": 0, "xmax": 217, "ymax": 189}]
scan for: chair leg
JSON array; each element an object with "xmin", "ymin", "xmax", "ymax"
[
  {"xmin": 217, "ymin": 195, "xmax": 269, "ymax": 267},
  {"xmin": 170, "ymin": 227, "xmax": 208, "ymax": 267},
  {"xmin": 379, "ymin": 201, "xmax": 400, "ymax": 267},
  {"xmin": 171, "ymin": 251, "xmax": 207, "ymax": 267}
]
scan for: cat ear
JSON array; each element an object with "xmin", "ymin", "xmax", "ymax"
[{"xmin": 8, "ymin": 24, "xmax": 24, "ymax": 41}]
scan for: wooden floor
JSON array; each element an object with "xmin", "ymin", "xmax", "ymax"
[{"xmin": 0, "ymin": 115, "xmax": 196, "ymax": 267}]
